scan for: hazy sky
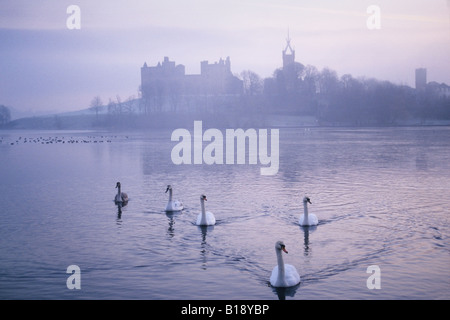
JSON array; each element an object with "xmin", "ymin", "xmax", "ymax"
[{"xmin": 1, "ymin": 0, "xmax": 449, "ymax": 114}]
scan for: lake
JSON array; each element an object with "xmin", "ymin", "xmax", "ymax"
[{"xmin": 0, "ymin": 126, "xmax": 449, "ymax": 300}]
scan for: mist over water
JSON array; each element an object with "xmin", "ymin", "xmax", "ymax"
[{"xmin": 0, "ymin": 127, "xmax": 449, "ymax": 299}]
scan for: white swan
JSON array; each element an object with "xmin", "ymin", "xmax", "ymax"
[
  {"xmin": 196, "ymin": 194, "xmax": 216, "ymax": 226},
  {"xmin": 165, "ymin": 185, "xmax": 184, "ymax": 212},
  {"xmin": 115, "ymin": 182, "xmax": 128, "ymax": 203},
  {"xmin": 299, "ymin": 196, "xmax": 318, "ymax": 226},
  {"xmin": 270, "ymin": 241, "xmax": 300, "ymax": 287}
]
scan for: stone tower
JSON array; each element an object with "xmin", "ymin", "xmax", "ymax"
[{"xmin": 415, "ymin": 68, "xmax": 427, "ymax": 90}]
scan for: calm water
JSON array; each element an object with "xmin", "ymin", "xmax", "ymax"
[{"xmin": 0, "ymin": 126, "xmax": 449, "ymax": 300}]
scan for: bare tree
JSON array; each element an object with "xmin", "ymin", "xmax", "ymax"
[
  {"xmin": 240, "ymin": 70, "xmax": 263, "ymax": 96},
  {"xmin": 107, "ymin": 98, "xmax": 117, "ymax": 115},
  {"xmin": 303, "ymin": 65, "xmax": 320, "ymax": 95},
  {"xmin": 115, "ymin": 95, "xmax": 123, "ymax": 115},
  {"xmin": 122, "ymin": 96, "xmax": 135, "ymax": 115},
  {"xmin": 90, "ymin": 96, "xmax": 103, "ymax": 121},
  {"xmin": 317, "ymin": 68, "xmax": 339, "ymax": 95}
]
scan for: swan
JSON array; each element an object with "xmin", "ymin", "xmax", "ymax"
[
  {"xmin": 270, "ymin": 241, "xmax": 301, "ymax": 288},
  {"xmin": 196, "ymin": 194, "xmax": 216, "ymax": 226},
  {"xmin": 165, "ymin": 185, "xmax": 184, "ymax": 212},
  {"xmin": 299, "ymin": 196, "xmax": 318, "ymax": 226},
  {"xmin": 115, "ymin": 182, "xmax": 128, "ymax": 203}
]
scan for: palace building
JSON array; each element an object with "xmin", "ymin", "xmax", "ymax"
[{"xmin": 140, "ymin": 56, "xmax": 243, "ymax": 112}]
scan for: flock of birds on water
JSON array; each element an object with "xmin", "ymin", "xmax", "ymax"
[
  {"xmin": 114, "ymin": 182, "xmax": 318, "ymax": 289},
  {"xmin": 0, "ymin": 135, "xmax": 128, "ymax": 146}
]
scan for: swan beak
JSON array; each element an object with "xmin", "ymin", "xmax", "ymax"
[
  {"xmin": 282, "ymin": 246, "xmax": 288, "ymax": 254},
  {"xmin": 165, "ymin": 187, "xmax": 169, "ymax": 193}
]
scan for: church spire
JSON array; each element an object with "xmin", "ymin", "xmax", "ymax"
[
  {"xmin": 284, "ymin": 28, "xmax": 294, "ymax": 55},
  {"xmin": 282, "ymin": 29, "xmax": 295, "ymax": 69}
]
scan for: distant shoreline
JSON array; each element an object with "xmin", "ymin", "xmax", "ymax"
[{"xmin": 2, "ymin": 112, "xmax": 450, "ymax": 131}]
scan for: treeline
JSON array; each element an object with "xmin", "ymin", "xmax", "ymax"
[{"xmin": 240, "ymin": 62, "xmax": 450, "ymax": 125}]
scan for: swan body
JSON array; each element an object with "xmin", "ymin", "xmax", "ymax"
[
  {"xmin": 115, "ymin": 182, "xmax": 128, "ymax": 203},
  {"xmin": 299, "ymin": 196, "xmax": 318, "ymax": 226},
  {"xmin": 165, "ymin": 185, "xmax": 184, "ymax": 211},
  {"xmin": 270, "ymin": 241, "xmax": 300, "ymax": 288},
  {"xmin": 196, "ymin": 195, "xmax": 216, "ymax": 226}
]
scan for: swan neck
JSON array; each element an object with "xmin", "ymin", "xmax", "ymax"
[
  {"xmin": 117, "ymin": 186, "xmax": 121, "ymax": 197},
  {"xmin": 303, "ymin": 202, "xmax": 309, "ymax": 218},
  {"xmin": 168, "ymin": 189, "xmax": 173, "ymax": 201},
  {"xmin": 199, "ymin": 199, "xmax": 207, "ymax": 224},
  {"xmin": 201, "ymin": 199, "xmax": 206, "ymax": 216},
  {"xmin": 276, "ymin": 249, "xmax": 285, "ymax": 284}
]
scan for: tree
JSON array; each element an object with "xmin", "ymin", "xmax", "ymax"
[
  {"xmin": 0, "ymin": 105, "xmax": 11, "ymax": 126},
  {"xmin": 283, "ymin": 61, "xmax": 305, "ymax": 93},
  {"xmin": 317, "ymin": 68, "xmax": 339, "ymax": 95},
  {"xmin": 302, "ymin": 65, "xmax": 320, "ymax": 96},
  {"xmin": 90, "ymin": 96, "xmax": 103, "ymax": 121},
  {"xmin": 122, "ymin": 96, "xmax": 136, "ymax": 115},
  {"xmin": 240, "ymin": 70, "xmax": 263, "ymax": 96}
]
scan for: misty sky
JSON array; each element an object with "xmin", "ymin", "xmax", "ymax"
[{"xmin": 1, "ymin": 0, "xmax": 449, "ymax": 115}]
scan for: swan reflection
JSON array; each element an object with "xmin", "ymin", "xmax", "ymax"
[
  {"xmin": 115, "ymin": 201, "xmax": 127, "ymax": 223},
  {"xmin": 300, "ymin": 225, "xmax": 317, "ymax": 256},
  {"xmin": 271, "ymin": 283, "xmax": 300, "ymax": 300},
  {"xmin": 198, "ymin": 225, "xmax": 214, "ymax": 240},
  {"xmin": 165, "ymin": 210, "xmax": 181, "ymax": 238},
  {"xmin": 198, "ymin": 225, "xmax": 214, "ymax": 270}
]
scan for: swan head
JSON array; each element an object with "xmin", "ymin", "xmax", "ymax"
[
  {"xmin": 275, "ymin": 241, "xmax": 288, "ymax": 254},
  {"xmin": 165, "ymin": 185, "xmax": 172, "ymax": 193},
  {"xmin": 200, "ymin": 194, "xmax": 207, "ymax": 202},
  {"xmin": 116, "ymin": 182, "xmax": 121, "ymax": 189},
  {"xmin": 303, "ymin": 196, "xmax": 312, "ymax": 204}
]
